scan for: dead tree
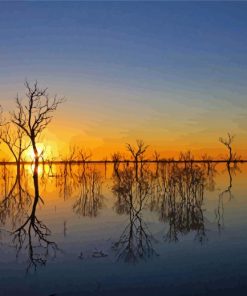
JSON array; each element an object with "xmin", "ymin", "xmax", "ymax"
[
  {"xmin": 126, "ymin": 140, "xmax": 149, "ymax": 162},
  {"xmin": 153, "ymin": 150, "xmax": 160, "ymax": 176},
  {"xmin": 126, "ymin": 140, "xmax": 149, "ymax": 178},
  {"xmin": 219, "ymin": 133, "xmax": 235, "ymax": 163},
  {"xmin": 112, "ymin": 152, "xmax": 122, "ymax": 177},
  {"xmin": 77, "ymin": 147, "xmax": 92, "ymax": 171},
  {"xmin": 11, "ymin": 81, "xmax": 64, "ymax": 165},
  {"xmin": 0, "ymin": 123, "xmax": 30, "ymax": 172}
]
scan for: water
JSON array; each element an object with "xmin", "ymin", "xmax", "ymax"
[{"xmin": 0, "ymin": 162, "xmax": 247, "ymax": 295}]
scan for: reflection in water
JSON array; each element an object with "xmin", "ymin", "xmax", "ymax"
[
  {"xmin": 0, "ymin": 164, "xmax": 58, "ymax": 272},
  {"xmin": 110, "ymin": 160, "xmax": 221, "ymax": 262},
  {"xmin": 216, "ymin": 162, "xmax": 239, "ymax": 233},
  {"xmin": 56, "ymin": 163, "xmax": 77, "ymax": 200},
  {"xmin": 149, "ymin": 162, "xmax": 207, "ymax": 243},
  {"xmin": 72, "ymin": 166, "xmax": 104, "ymax": 217},
  {"xmin": 0, "ymin": 166, "xmax": 31, "ymax": 229},
  {"xmin": 0, "ymin": 161, "xmax": 242, "ymax": 273},
  {"xmin": 112, "ymin": 164, "xmax": 157, "ymax": 263},
  {"xmin": 54, "ymin": 163, "xmax": 104, "ymax": 217}
]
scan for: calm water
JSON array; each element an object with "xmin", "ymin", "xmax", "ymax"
[{"xmin": 0, "ymin": 162, "xmax": 247, "ymax": 296}]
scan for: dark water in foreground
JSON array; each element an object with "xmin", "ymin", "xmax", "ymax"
[{"xmin": 0, "ymin": 162, "xmax": 247, "ymax": 296}]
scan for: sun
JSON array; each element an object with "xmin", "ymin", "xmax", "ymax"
[{"xmin": 24, "ymin": 143, "xmax": 48, "ymax": 161}]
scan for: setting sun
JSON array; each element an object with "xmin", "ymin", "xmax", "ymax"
[{"xmin": 24, "ymin": 143, "xmax": 52, "ymax": 161}]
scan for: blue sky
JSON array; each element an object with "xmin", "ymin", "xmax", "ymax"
[{"xmin": 1, "ymin": 2, "xmax": 247, "ymax": 157}]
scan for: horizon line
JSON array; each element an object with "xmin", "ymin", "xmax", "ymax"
[{"xmin": 0, "ymin": 159, "xmax": 246, "ymax": 165}]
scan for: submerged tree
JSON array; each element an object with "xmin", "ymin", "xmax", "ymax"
[{"xmin": 11, "ymin": 81, "xmax": 64, "ymax": 164}]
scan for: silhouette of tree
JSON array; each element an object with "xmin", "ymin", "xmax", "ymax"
[
  {"xmin": 179, "ymin": 150, "xmax": 194, "ymax": 162},
  {"xmin": 112, "ymin": 152, "xmax": 122, "ymax": 177},
  {"xmin": 77, "ymin": 148, "xmax": 92, "ymax": 163},
  {"xmin": 126, "ymin": 140, "xmax": 149, "ymax": 162},
  {"xmin": 219, "ymin": 133, "xmax": 235, "ymax": 163},
  {"xmin": 0, "ymin": 123, "xmax": 30, "ymax": 167},
  {"xmin": 153, "ymin": 150, "xmax": 160, "ymax": 162},
  {"xmin": 11, "ymin": 81, "xmax": 64, "ymax": 165},
  {"xmin": 126, "ymin": 140, "xmax": 149, "ymax": 179}
]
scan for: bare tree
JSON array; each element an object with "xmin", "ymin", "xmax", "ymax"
[
  {"xmin": 126, "ymin": 140, "xmax": 149, "ymax": 178},
  {"xmin": 126, "ymin": 139, "xmax": 149, "ymax": 162},
  {"xmin": 77, "ymin": 147, "xmax": 92, "ymax": 163},
  {"xmin": 11, "ymin": 81, "xmax": 64, "ymax": 164},
  {"xmin": 219, "ymin": 133, "xmax": 235, "ymax": 162},
  {"xmin": 112, "ymin": 152, "xmax": 122, "ymax": 177},
  {"xmin": 153, "ymin": 150, "xmax": 160, "ymax": 162},
  {"xmin": 63, "ymin": 145, "xmax": 77, "ymax": 162},
  {"xmin": 0, "ymin": 123, "xmax": 30, "ymax": 166},
  {"xmin": 112, "ymin": 152, "xmax": 122, "ymax": 163}
]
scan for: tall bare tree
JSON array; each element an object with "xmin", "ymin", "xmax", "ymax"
[{"xmin": 11, "ymin": 81, "xmax": 64, "ymax": 165}]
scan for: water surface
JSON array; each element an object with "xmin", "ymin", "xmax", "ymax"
[{"xmin": 0, "ymin": 162, "xmax": 246, "ymax": 295}]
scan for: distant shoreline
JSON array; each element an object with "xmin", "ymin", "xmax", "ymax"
[{"xmin": 0, "ymin": 160, "xmax": 246, "ymax": 165}]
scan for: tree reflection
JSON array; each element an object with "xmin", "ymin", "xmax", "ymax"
[
  {"xmin": 0, "ymin": 166, "xmax": 31, "ymax": 230},
  {"xmin": 112, "ymin": 164, "xmax": 157, "ymax": 263},
  {"xmin": 148, "ymin": 162, "xmax": 208, "ymax": 244},
  {"xmin": 9, "ymin": 163, "xmax": 58, "ymax": 272},
  {"xmin": 216, "ymin": 162, "xmax": 239, "ymax": 232},
  {"xmin": 72, "ymin": 167, "xmax": 104, "ymax": 217},
  {"xmin": 56, "ymin": 163, "xmax": 78, "ymax": 200},
  {"xmin": 0, "ymin": 159, "xmax": 242, "ymax": 270},
  {"xmin": 111, "ymin": 161, "xmax": 213, "ymax": 263}
]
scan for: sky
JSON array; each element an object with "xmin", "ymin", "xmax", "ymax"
[{"xmin": 1, "ymin": 1, "xmax": 247, "ymax": 159}]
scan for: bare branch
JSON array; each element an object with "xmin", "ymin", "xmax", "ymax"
[
  {"xmin": 11, "ymin": 81, "xmax": 65, "ymax": 162},
  {"xmin": 126, "ymin": 139, "xmax": 149, "ymax": 161},
  {"xmin": 0, "ymin": 123, "xmax": 30, "ymax": 162}
]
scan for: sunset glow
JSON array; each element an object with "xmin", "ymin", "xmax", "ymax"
[
  {"xmin": 1, "ymin": 2, "xmax": 247, "ymax": 295},
  {"xmin": 24, "ymin": 144, "xmax": 47, "ymax": 161},
  {"xmin": 0, "ymin": 2, "xmax": 246, "ymax": 161}
]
